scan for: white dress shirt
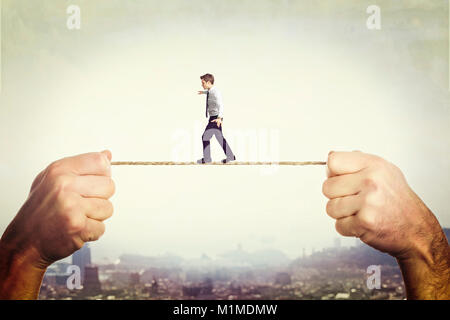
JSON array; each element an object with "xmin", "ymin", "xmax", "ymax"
[{"xmin": 204, "ymin": 86, "xmax": 224, "ymax": 118}]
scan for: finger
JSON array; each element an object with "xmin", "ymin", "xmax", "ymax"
[
  {"xmin": 82, "ymin": 197, "xmax": 114, "ymax": 221},
  {"xmin": 326, "ymin": 151, "xmax": 334, "ymax": 178},
  {"xmin": 326, "ymin": 194, "xmax": 361, "ymax": 219},
  {"xmin": 325, "ymin": 166, "xmax": 331, "ymax": 178},
  {"xmin": 327, "ymin": 151, "xmax": 369, "ymax": 177},
  {"xmin": 79, "ymin": 218, "xmax": 106, "ymax": 242},
  {"xmin": 335, "ymin": 215, "xmax": 362, "ymax": 237},
  {"xmin": 101, "ymin": 150, "xmax": 112, "ymax": 162},
  {"xmin": 58, "ymin": 151, "xmax": 111, "ymax": 176},
  {"xmin": 322, "ymin": 171, "xmax": 364, "ymax": 199},
  {"xmin": 72, "ymin": 175, "xmax": 115, "ymax": 199}
]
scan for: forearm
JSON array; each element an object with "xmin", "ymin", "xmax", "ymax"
[
  {"xmin": 0, "ymin": 237, "xmax": 47, "ymax": 300},
  {"xmin": 396, "ymin": 229, "xmax": 450, "ymax": 300}
]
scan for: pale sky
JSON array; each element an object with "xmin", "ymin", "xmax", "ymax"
[{"xmin": 0, "ymin": 0, "xmax": 449, "ymax": 261}]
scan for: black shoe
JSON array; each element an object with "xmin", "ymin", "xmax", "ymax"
[
  {"xmin": 197, "ymin": 158, "xmax": 212, "ymax": 164},
  {"xmin": 221, "ymin": 156, "xmax": 236, "ymax": 164}
]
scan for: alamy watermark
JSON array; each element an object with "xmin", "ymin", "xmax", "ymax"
[
  {"xmin": 366, "ymin": 265, "xmax": 381, "ymax": 289},
  {"xmin": 66, "ymin": 265, "xmax": 82, "ymax": 290},
  {"xmin": 366, "ymin": 5, "xmax": 381, "ymax": 30},
  {"xmin": 67, "ymin": 5, "xmax": 81, "ymax": 30}
]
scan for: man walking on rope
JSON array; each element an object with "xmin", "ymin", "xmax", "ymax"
[{"xmin": 197, "ymin": 74, "xmax": 236, "ymax": 164}]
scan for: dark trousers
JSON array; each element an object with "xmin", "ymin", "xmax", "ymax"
[{"xmin": 202, "ymin": 115, "xmax": 235, "ymax": 161}]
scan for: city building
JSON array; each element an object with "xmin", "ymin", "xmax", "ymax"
[
  {"xmin": 83, "ymin": 265, "xmax": 102, "ymax": 294},
  {"xmin": 72, "ymin": 244, "xmax": 92, "ymax": 285}
]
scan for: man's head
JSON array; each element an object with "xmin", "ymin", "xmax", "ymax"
[{"xmin": 200, "ymin": 74, "xmax": 214, "ymax": 89}]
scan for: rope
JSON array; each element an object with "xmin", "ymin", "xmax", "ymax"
[{"xmin": 111, "ymin": 161, "xmax": 326, "ymax": 166}]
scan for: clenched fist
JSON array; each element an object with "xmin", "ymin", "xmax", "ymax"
[
  {"xmin": 322, "ymin": 151, "xmax": 449, "ymax": 299},
  {"xmin": 0, "ymin": 150, "xmax": 115, "ymax": 299}
]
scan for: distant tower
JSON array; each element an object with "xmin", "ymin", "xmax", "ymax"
[
  {"xmin": 72, "ymin": 244, "xmax": 91, "ymax": 284},
  {"xmin": 302, "ymin": 248, "xmax": 306, "ymax": 258},
  {"xmin": 151, "ymin": 276, "xmax": 158, "ymax": 294},
  {"xmin": 130, "ymin": 272, "xmax": 140, "ymax": 286},
  {"xmin": 83, "ymin": 265, "xmax": 101, "ymax": 294},
  {"xmin": 275, "ymin": 272, "xmax": 292, "ymax": 286},
  {"xmin": 202, "ymin": 278, "xmax": 213, "ymax": 295}
]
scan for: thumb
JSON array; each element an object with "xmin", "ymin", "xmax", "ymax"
[{"xmin": 101, "ymin": 150, "xmax": 112, "ymax": 162}]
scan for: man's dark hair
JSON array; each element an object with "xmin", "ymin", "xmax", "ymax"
[{"xmin": 200, "ymin": 73, "xmax": 214, "ymax": 84}]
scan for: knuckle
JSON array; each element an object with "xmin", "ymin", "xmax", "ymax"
[
  {"xmin": 47, "ymin": 160, "xmax": 63, "ymax": 177},
  {"xmin": 66, "ymin": 214, "xmax": 86, "ymax": 232},
  {"xmin": 358, "ymin": 211, "xmax": 376, "ymax": 230},
  {"xmin": 373, "ymin": 154, "xmax": 387, "ymax": 165},
  {"xmin": 51, "ymin": 174, "xmax": 71, "ymax": 194},
  {"xmin": 52, "ymin": 181, "xmax": 75, "ymax": 211},
  {"xmin": 60, "ymin": 195, "xmax": 78, "ymax": 213},
  {"xmin": 389, "ymin": 162, "xmax": 405, "ymax": 178},
  {"xmin": 369, "ymin": 155, "xmax": 390, "ymax": 172},
  {"xmin": 367, "ymin": 154, "xmax": 382, "ymax": 165},
  {"xmin": 362, "ymin": 191, "xmax": 381, "ymax": 208},
  {"xmin": 46, "ymin": 165, "xmax": 65, "ymax": 188},
  {"xmin": 362, "ymin": 176, "xmax": 378, "ymax": 192}
]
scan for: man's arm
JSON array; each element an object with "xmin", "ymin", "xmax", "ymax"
[
  {"xmin": 0, "ymin": 235, "xmax": 48, "ymax": 299},
  {"xmin": 0, "ymin": 166, "xmax": 57, "ymax": 299},
  {"xmin": 0, "ymin": 150, "xmax": 115, "ymax": 299},
  {"xmin": 322, "ymin": 151, "xmax": 450, "ymax": 299},
  {"xmin": 394, "ymin": 203, "xmax": 449, "ymax": 299}
]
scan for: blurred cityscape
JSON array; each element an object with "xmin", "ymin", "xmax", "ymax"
[{"xmin": 39, "ymin": 228, "xmax": 450, "ymax": 300}]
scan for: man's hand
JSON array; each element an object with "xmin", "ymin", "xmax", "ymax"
[
  {"xmin": 211, "ymin": 118, "xmax": 222, "ymax": 128},
  {"xmin": 322, "ymin": 150, "xmax": 449, "ymax": 299},
  {"xmin": 0, "ymin": 150, "xmax": 115, "ymax": 299},
  {"xmin": 198, "ymin": 90, "xmax": 205, "ymax": 95}
]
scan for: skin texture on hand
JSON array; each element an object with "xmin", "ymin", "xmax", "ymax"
[
  {"xmin": 0, "ymin": 150, "xmax": 115, "ymax": 299},
  {"xmin": 211, "ymin": 118, "xmax": 222, "ymax": 128},
  {"xmin": 322, "ymin": 151, "xmax": 450, "ymax": 299}
]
